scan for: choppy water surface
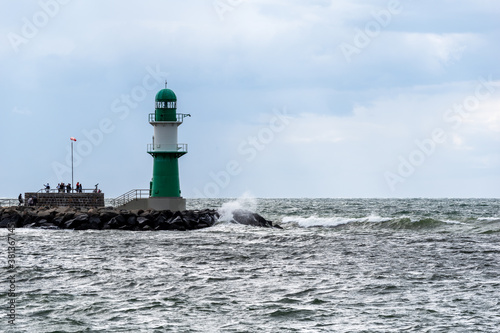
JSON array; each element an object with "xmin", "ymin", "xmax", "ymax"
[{"xmin": 5, "ymin": 198, "xmax": 500, "ymax": 332}]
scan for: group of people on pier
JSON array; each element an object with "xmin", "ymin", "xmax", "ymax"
[
  {"xmin": 45, "ymin": 182, "xmax": 84, "ymax": 193},
  {"xmin": 43, "ymin": 182, "xmax": 100, "ymax": 193},
  {"xmin": 57, "ymin": 183, "xmax": 72, "ymax": 193},
  {"xmin": 18, "ymin": 194, "xmax": 37, "ymax": 206}
]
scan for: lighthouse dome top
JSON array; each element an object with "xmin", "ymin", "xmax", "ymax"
[{"xmin": 155, "ymin": 88, "xmax": 177, "ymax": 102}]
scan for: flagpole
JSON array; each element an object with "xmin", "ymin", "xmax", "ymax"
[{"xmin": 70, "ymin": 137, "xmax": 76, "ymax": 193}]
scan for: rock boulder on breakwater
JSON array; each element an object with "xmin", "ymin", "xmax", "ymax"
[{"xmin": 0, "ymin": 206, "xmax": 281, "ymax": 231}]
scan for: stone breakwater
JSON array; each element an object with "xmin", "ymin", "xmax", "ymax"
[{"xmin": 0, "ymin": 206, "xmax": 281, "ymax": 231}]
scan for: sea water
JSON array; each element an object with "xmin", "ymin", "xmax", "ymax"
[{"xmin": 4, "ymin": 198, "xmax": 500, "ymax": 332}]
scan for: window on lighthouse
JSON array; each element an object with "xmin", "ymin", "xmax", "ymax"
[{"xmin": 155, "ymin": 101, "xmax": 176, "ymax": 108}]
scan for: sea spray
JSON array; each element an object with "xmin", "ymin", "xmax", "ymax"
[{"xmin": 218, "ymin": 192, "xmax": 257, "ymax": 222}]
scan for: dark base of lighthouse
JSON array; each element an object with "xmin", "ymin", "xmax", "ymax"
[{"xmin": 148, "ymin": 197, "xmax": 186, "ymax": 211}]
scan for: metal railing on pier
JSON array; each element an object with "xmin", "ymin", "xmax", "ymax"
[
  {"xmin": 0, "ymin": 198, "xmax": 18, "ymax": 207},
  {"xmin": 36, "ymin": 188, "xmax": 101, "ymax": 194},
  {"xmin": 109, "ymin": 189, "xmax": 150, "ymax": 207}
]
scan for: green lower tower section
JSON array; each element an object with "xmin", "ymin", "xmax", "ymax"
[{"xmin": 151, "ymin": 153, "xmax": 181, "ymax": 197}]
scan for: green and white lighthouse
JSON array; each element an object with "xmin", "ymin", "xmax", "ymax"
[{"xmin": 147, "ymin": 83, "xmax": 190, "ymax": 211}]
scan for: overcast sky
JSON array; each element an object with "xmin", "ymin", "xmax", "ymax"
[{"xmin": 1, "ymin": 0, "xmax": 499, "ymax": 199}]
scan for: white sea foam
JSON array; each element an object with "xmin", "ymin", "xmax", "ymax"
[
  {"xmin": 282, "ymin": 214, "xmax": 392, "ymax": 228},
  {"xmin": 218, "ymin": 192, "xmax": 257, "ymax": 222},
  {"xmin": 442, "ymin": 219, "xmax": 466, "ymax": 225},
  {"xmin": 478, "ymin": 217, "xmax": 500, "ymax": 222}
]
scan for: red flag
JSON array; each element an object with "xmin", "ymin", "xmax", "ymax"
[{"xmin": 70, "ymin": 137, "xmax": 77, "ymax": 141}]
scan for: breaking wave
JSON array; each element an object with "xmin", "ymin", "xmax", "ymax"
[
  {"xmin": 280, "ymin": 214, "xmax": 498, "ymax": 232},
  {"xmin": 281, "ymin": 214, "xmax": 392, "ymax": 228},
  {"xmin": 217, "ymin": 192, "xmax": 257, "ymax": 223}
]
